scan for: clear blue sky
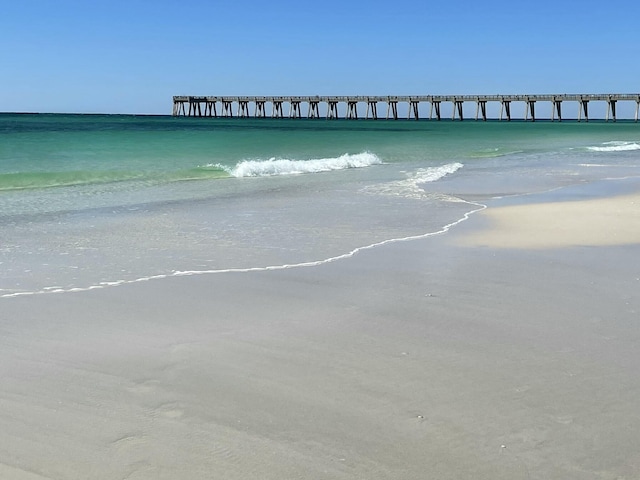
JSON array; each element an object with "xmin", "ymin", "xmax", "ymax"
[{"xmin": 2, "ymin": 0, "xmax": 639, "ymax": 114}]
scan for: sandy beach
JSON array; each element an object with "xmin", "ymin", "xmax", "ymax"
[
  {"xmin": 1, "ymin": 179, "xmax": 639, "ymax": 480},
  {"xmin": 461, "ymin": 192, "xmax": 640, "ymax": 249}
]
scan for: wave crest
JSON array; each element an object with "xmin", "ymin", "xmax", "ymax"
[
  {"xmin": 586, "ymin": 141, "xmax": 640, "ymax": 152},
  {"xmin": 361, "ymin": 162, "xmax": 464, "ymax": 200},
  {"xmin": 228, "ymin": 152, "xmax": 382, "ymax": 177}
]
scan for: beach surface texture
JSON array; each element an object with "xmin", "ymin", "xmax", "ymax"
[{"xmin": 1, "ymin": 115, "xmax": 639, "ymax": 479}]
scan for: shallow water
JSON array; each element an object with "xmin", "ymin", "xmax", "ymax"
[{"xmin": 1, "ymin": 114, "xmax": 639, "ymax": 295}]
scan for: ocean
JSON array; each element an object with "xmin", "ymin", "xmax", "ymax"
[{"xmin": 1, "ymin": 113, "xmax": 639, "ymax": 297}]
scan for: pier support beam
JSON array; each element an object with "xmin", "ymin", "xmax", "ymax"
[
  {"xmin": 551, "ymin": 99, "xmax": 562, "ymax": 122},
  {"xmin": 254, "ymin": 100, "xmax": 266, "ymax": 118},
  {"xmin": 272, "ymin": 100, "xmax": 284, "ymax": 118},
  {"xmin": 327, "ymin": 101, "xmax": 339, "ymax": 119},
  {"xmin": 308, "ymin": 100, "xmax": 320, "ymax": 118},
  {"xmin": 221, "ymin": 100, "xmax": 233, "ymax": 117},
  {"xmin": 346, "ymin": 100, "xmax": 359, "ymax": 119},
  {"xmin": 525, "ymin": 99, "xmax": 536, "ymax": 122},
  {"xmin": 173, "ymin": 99, "xmax": 187, "ymax": 116},
  {"xmin": 386, "ymin": 100, "xmax": 398, "ymax": 120},
  {"xmin": 452, "ymin": 100, "xmax": 464, "ymax": 121},
  {"xmin": 500, "ymin": 100, "xmax": 511, "ymax": 121},
  {"xmin": 289, "ymin": 100, "xmax": 302, "ymax": 118},
  {"xmin": 205, "ymin": 100, "xmax": 217, "ymax": 117},
  {"xmin": 188, "ymin": 97, "xmax": 204, "ymax": 117},
  {"xmin": 578, "ymin": 98, "xmax": 589, "ymax": 122},
  {"xmin": 237, "ymin": 100, "xmax": 250, "ymax": 117},
  {"xmin": 430, "ymin": 101, "xmax": 441, "ymax": 120},
  {"xmin": 636, "ymin": 97, "xmax": 640, "ymax": 123},
  {"xmin": 606, "ymin": 97, "xmax": 617, "ymax": 122},
  {"xmin": 408, "ymin": 100, "xmax": 419, "ymax": 120},
  {"xmin": 475, "ymin": 99, "xmax": 487, "ymax": 121},
  {"xmin": 366, "ymin": 99, "xmax": 378, "ymax": 119}
]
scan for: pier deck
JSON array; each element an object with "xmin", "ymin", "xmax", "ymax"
[{"xmin": 172, "ymin": 94, "xmax": 640, "ymax": 122}]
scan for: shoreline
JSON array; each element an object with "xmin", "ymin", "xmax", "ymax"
[
  {"xmin": 0, "ymin": 198, "xmax": 486, "ymax": 300},
  {"xmin": 1, "ymin": 176, "xmax": 639, "ymax": 479},
  {"xmin": 5, "ymin": 174, "xmax": 638, "ymax": 300}
]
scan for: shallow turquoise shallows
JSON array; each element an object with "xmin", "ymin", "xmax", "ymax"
[{"xmin": 1, "ymin": 113, "xmax": 639, "ymax": 296}]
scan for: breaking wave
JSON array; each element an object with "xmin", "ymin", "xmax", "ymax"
[
  {"xmin": 586, "ymin": 141, "xmax": 640, "ymax": 152},
  {"xmin": 217, "ymin": 152, "xmax": 382, "ymax": 177},
  {"xmin": 361, "ymin": 162, "xmax": 464, "ymax": 200}
]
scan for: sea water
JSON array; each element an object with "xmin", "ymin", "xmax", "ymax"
[{"xmin": 1, "ymin": 114, "xmax": 639, "ymax": 296}]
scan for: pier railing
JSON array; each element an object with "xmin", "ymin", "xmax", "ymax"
[{"xmin": 172, "ymin": 94, "xmax": 640, "ymax": 122}]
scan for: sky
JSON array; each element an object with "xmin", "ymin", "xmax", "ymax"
[{"xmin": 1, "ymin": 0, "xmax": 639, "ymax": 114}]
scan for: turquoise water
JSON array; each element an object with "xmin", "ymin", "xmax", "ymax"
[
  {"xmin": 3, "ymin": 113, "xmax": 639, "ymax": 191},
  {"xmin": 1, "ymin": 113, "xmax": 639, "ymax": 296}
]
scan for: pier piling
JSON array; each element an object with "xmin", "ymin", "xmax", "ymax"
[
  {"xmin": 430, "ymin": 100, "xmax": 441, "ymax": 120},
  {"xmin": 408, "ymin": 100, "xmax": 420, "ymax": 120},
  {"xmin": 346, "ymin": 100, "xmax": 358, "ymax": 119},
  {"xmin": 254, "ymin": 99, "xmax": 266, "ymax": 118},
  {"xmin": 386, "ymin": 99, "xmax": 398, "ymax": 120},
  {"xmin": 606, "ymin": 96, "xmax": 617, "ymax": 122},
  {"xmin": 475, "ymin": 99, "xmax": 487, "ymax": 121},
  {"xmin": 237, "ymin": 100, "xmax": 250, "ymax": 117},
  {"xmin": 308, "ymin": 99, "xmax": 320, "ymax": 119},
  {"xmin": 272, "ymin": 100, "xmax": 284, "ymax": 118},
  {"xmin": 366, "ymin": 99, "xmax": 378, "ymax": 120},
  {"xmin": 205, "ymin": 99, "xmax": 217, "ymax": 117},
  {"xmin": 456, "ymin": 100, "xmax": 465, "ymax": 121},
  {"xmin": 222, "ymin": 100, "xmax": 233, "ymax": 117},
  {"xmin": 525, "ymin": 98, "xmax": 536, "ymax": 122},
  {"xmin": 289, "ymin": 100, "xmax": 302, "ymax": 118},
  {"xmin": 551, "ymin": 98, "xmax": 562, "ymax": 122},
  {"xmin": 327, "ymin": 100, "xmax": 339, "ymax": 119},
  {"xmin": 578, "ymin": 98, "xmax": 589, "ymax": 122},
  {"xmin": 500, "ymin": 99, "xmax": 512, "ymax": 121}
]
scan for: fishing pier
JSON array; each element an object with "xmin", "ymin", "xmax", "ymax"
[{"xmin": 173, "ymin": 94, "xmax": 640, "ymax": 122}]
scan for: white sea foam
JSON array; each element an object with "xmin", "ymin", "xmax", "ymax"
[
  {"xmin": 226, "ymin": 152, "xmax": 382, "ymax": 177},
  {"xmin": 586, "ymin": 141, "xmax": 640, "ymax": 152},
  {"xmin": 576, "ymin": 164, "xmax": 640, "ymax": 168},
  {"xmin": 361, "ymin": 162, "xmax": 464, "ymax": 199}
]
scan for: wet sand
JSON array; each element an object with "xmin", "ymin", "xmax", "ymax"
[{"xmin": 1, "ymin": 180, "xmax": 639, "ymax": 479}]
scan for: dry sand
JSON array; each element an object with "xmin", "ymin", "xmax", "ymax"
[
  {"xmin": 1, "ymin": 184, "xmax": 640, "ymax": 479},
  {"xmin": 460, "ymin": 193, "xmax": 640, "ymax": 249}
]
